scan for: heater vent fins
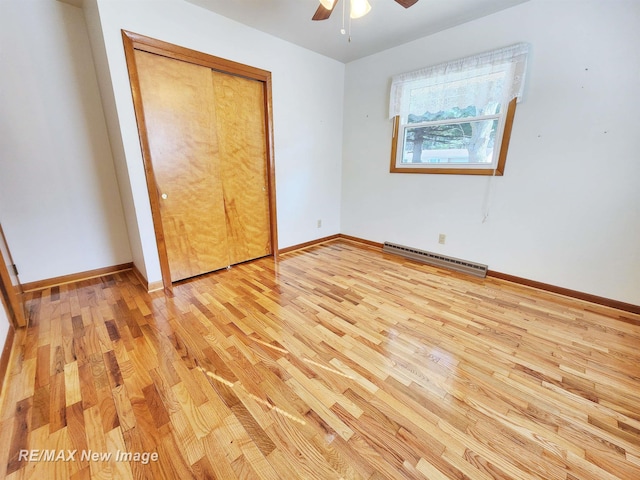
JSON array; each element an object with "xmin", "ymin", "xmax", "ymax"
[{"xmin": 383, "ymin": 242, "xmax": 487, "ymax": 278}]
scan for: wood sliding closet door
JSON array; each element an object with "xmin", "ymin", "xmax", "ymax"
[
  {"xmin": 129, "ymin": 40, "xmax": 274, "ymax": 284},
  {"xmin": 135, "ymin": 51, "xmax": 230, "ymax": 282},
  {"xmin": 212, "ymin": 72, "xmax": 271, "ymax": 266}
]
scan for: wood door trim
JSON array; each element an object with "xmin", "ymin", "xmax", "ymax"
[
  {"xmin": 264, "ymin": 75, "xmax": 279, "ymax": 261},
  {"xmin": 122, "ymin": 32, "xmax": 173, "ymax": 293},
  {"xmin": 122, "ymin": 31, "xmax": 279, "ymax": 292},
  {"xmin": 123, "ymin": 31, "xmax": 271, "ymax": 82},
  {"xmin": 0, "ymin": 224, "xmax": 26, "ymax": 328}
]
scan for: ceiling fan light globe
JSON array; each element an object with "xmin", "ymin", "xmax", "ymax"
[
  {"xmin": 319, "ymin": 0, "xmax": 336, "ymax": 10},
  {"xmin": 350, "ymin": 0, "xmax": 372, "ymax": 19}
]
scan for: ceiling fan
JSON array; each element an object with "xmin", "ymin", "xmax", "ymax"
[{"xmin": 312, "ymin": 0, "xmax": 420, "ymax": 21}]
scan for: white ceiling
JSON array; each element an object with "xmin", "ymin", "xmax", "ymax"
[{"xmin": 185, "ymin": 0, "xmax": 529, "ymax": 63}]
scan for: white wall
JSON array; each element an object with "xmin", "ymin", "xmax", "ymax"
[
  {"xmin": 0, "ymin": 0, "xmax": 131, "ymax": 283},
  {"xmin": 342, "ymin": 0, "xmax": 640, "ymax": 305},
  {"xmin": 2, "ymin": 0, "xmax": 637, "ymax": 306},
  {"xmin": 86, "ymin": 0, "xmax": 345, "ymax": 283}
]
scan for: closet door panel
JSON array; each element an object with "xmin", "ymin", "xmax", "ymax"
[
  {"xmin": 135, "ymin": 51, "xmax": 229, "ymax": 281},
  {"xmin": 212, "ymin": 72, "xmax": 272, "ymax": 265}
]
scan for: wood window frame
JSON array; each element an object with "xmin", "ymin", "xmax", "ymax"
[
  {"xmin": 122, "ymin": 30, "xmax": 279, "ymax": 293},
  {"xmin": 390, "ymin": 98, "xmax": 517, "ymax": 176}
]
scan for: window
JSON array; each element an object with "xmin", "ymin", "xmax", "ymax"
[{"xmin": 389, "ymin": 43, "xmax": 529, "ymax": 175}]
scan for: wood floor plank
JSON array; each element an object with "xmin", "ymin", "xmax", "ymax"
[
  {"xmin": 1, "ymin": 241, "xmax": 639, "ymax": 479},
  {"xmin": 6, "ymin": 397, "xmax": 32, "ymax": 475}
]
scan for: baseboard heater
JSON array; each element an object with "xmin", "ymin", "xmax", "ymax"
[{"xmin": 383, "ymin": 242, "xmax": 488, "ymax": 278}]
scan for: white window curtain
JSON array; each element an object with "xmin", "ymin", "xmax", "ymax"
[{"xmin": 389, "ymin": 43, "xmax": 530, "ymax": 120}]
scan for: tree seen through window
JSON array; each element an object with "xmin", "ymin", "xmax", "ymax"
[{"xmin": 403, "ymin": 104, "xmax": 500, "ymax": 165}]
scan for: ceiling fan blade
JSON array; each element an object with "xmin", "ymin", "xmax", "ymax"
[
  {"xmin": 312, "ymin": 1, "xmax": 338, "ymax": 21},
  {"xmin": 394, "ymin": 0, "xmax": 419, "ymax": 8}
]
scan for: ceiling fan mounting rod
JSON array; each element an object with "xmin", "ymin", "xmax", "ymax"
[{"xmin": 312, "ymin": 0, "xmax": 420, "ymax": 22}]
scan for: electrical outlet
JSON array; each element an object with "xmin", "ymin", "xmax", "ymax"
[
  {"xmin": 438, "ymin": 233, "xmax": 446, "ymax": 244},
  {"xmin": 317, "ymin": 219, "xmax": 322, "ymax": 228}
]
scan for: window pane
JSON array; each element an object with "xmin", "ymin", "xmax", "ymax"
[
  {"xmin": 406, "ymin": 71, "xmax": 505, "ymax": 122},
  {"xmin": 407, "ymin": 105, "xmax": 501, "ymax": 124},
  {"xmin": 401, "ymin": 119, "xmax": 499, "ymax": 165}
]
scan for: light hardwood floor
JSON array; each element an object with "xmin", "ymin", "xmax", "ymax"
[{"xmin": 1, "ymin": 240, "xmax": 639, "ymax": 479}]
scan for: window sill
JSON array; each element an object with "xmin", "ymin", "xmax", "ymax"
[{"xmin": 389, "ymin": 166, "xmax": 504, "ymax": 175}]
